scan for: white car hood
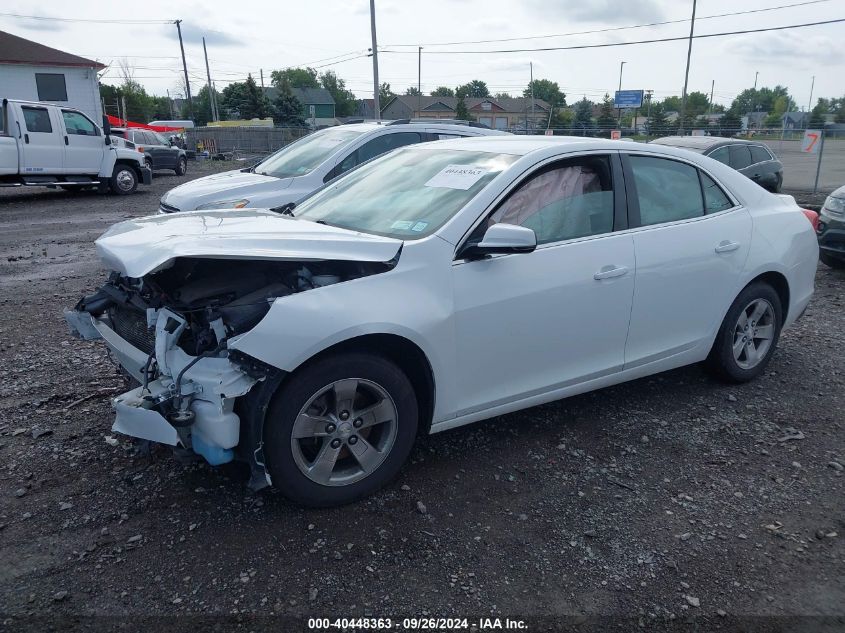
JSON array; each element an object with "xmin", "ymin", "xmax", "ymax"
[
  {"xmin": 161, "ymin": 169, "xmax": 294, "ymax": 210},
  {"xmin": 96, "ymin": 209, "xmax": 403, "ymax": 278}
]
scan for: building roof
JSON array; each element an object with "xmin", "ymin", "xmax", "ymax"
[
  {"xmin": 0, "ymin": 30, "xmax": 105, "ymax": 69},
  {"xmin": 385, "ymin": 95, "xmax": 551, "ymax": 113},
  {"xmin": 263, "ymin": 86, "xmax": 335, "ymax": 105}
]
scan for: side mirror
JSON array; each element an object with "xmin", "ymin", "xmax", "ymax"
[
  {"xmin": 459, "ymin": 223, "xmax": 537, "ymax": 260},
  {"xmin": 101, "ymin": 115, "xmax": 111, "ymax": 145}
]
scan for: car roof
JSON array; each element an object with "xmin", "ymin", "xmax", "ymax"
[
  {"xmin": 650, "ymin": 136, "xmax": 763, "ymax": 150},
  {"xmin": 336, "ymin": 121, "xmax": 507, "ymax": 136},
  {"xmin": 414, "ymin": 134, "xmax": 650, "ymax": 156}
]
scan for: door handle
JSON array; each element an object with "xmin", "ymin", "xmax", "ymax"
[
  {"xmin": 714, "ymin": 241, "xmax": 740, "ymax": 254},
  {"xmin": 64, "ymin": 135, "xmax": 69, "ymax": 145},
  {"xmin": 24, "ymin": 133, "xmax": 29, "ymax": 144},
  {"xmin": 593, "ymin": 265, "xmax": 629, "ymax": 280}
]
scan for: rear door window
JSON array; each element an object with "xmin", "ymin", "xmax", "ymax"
[
  {"xmin": 22, "ymin": 106, "xmax": 53, "ymax": 133},
  {"xmin": 728, "ymin": 145, "xmax": 753, "ymax": 170},
  {"xmin": 749, "ymin": 145, "xmax": 772, "ymax": 164},
  {"xmin": 708, "ymin": 146, "xmax": 729, "ymax": 165},
  {"xmin": 629, "ymin": 156, "xmax": 704, "ymax": 226}
]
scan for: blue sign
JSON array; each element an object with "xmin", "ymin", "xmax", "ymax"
[{"xmin": 614, "ymin": 90, "xmax": 644, "ymax": 108}]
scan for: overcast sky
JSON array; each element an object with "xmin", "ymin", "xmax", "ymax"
[{"xmin": 2, "ymin": 0, "xmax": 842, "ymax": 109}]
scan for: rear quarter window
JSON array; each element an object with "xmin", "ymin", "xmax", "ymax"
[{"xmin": 750, "ymin": 145, "xmax": 773, "ymax": 164}]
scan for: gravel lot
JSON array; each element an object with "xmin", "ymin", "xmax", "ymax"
[{"xmin": 0, "ymin": 163, "xmax": 843, "ymax": 631}]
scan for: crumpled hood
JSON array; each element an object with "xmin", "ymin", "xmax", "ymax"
[
  {"xmin": 96, "ymin": 209, "xmax": 403, "ymax": 277},
  {"xmin": 161, "ymin": 169, "xmax": 294, "ymax": 210}
]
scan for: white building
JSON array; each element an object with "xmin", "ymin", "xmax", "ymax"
[{"xmin": 0, "ymin": 30, "xmax": 105, "ymax": 121}]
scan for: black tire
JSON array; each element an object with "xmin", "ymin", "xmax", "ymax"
[
  {"xmin": 820, "ymin": 252, "xmax": 845, "ymax": 270},
  {"xmin": 145, "ymin": 158, "xmax": 153, "ymax": 174},
  {"xmin": 263, "ymin": 353, "xmax": 418, "ymax": 507},
  {"xmin": 705, "ymin": 282, "xmax": 783, "ymax": 383},
  {"xmin": 109, "ymin": 164, "xmax": 138, "ymax": 195},
  {"xmin": 175, "ymin": 156, "xmax": 187, "ymax": 176}
]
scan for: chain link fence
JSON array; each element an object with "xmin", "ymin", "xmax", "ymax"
[{"xmin": 185, "ymin": 126, "xmax": 309, "ymax": 160}]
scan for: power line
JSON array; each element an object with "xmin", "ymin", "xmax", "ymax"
[
  {"xmin": 0, "ymin": 12, "xmax": 173, "ymax": 24},
  {"xmin": 379, "ymin": 18, "xmax": 845, "ymax": 55},
  {"xmin": 382, "ymin": 0, "xmax": 833, "ymax": 47}
]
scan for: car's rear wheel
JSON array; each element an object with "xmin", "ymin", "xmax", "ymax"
[
  {"xmin": 109, "ymin": 164, "xmax": 138, "ymax": 195},
  {"xmin": 705, "ymin": 282, "xmax": 782, "ymax": 382},
  {"xmin": 175, "ymin": 156, "xmax": 187, "ymax": 176},
  {"xmin": 263, "ymin": 353, "xmax": 418, "ymax": 507},
  {"xmin": 144, "ymin": 158, "xmax": 153, "ymax": 174},
  {"xmin": 820, "ymin": 252, "xmax": 845, "ymax": 269}
]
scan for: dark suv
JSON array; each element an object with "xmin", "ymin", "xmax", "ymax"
[
  {"xmin": 650, "ymin": 136, "xmax": 783, "ymax": 193},
  {"xmin": 818, "ymin": 184, "xmax": 845, "ymax": 269},
  {"xmin": 111, "ymin": 128, "xmax": 187, "ymax": 176}
]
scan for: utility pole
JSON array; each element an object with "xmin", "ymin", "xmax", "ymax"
[
  {"xmin": 708, "ymin": 79, "xmax": 714, "ymax": 115},
  {"xmin": 175, "ymin": 20, "xmax": 193, "ymax": 120},
  {"xmin": 616, "ymin": 61, "xmax": 625, "ymax": 129},
  {"xmin": 167, "ymin": 89, "xmax": 175, "ymax": 118},
  {"xmin": 807, "ymin": 75, "xmax": 815, "ymax": 113},
  {"xmin": 202, "ymin": 37, "xmax": 217, "ymax": 122},
  {"xmin": 753, "ymin": 71, "xmax": 759, "ymax": 90},
  {"xmin": 530, "ymin": 62, "xmax": 535, "ymax": 132},
  {"xmin": 369, "ymin": 0, "xmax": 381, "ymax": 120},
  {"xmin": 678, "ymin": 0, "xmax": 697, "ymax": 135},
  {"xmin": 260, "ymin": 69, "xmax": 265, "ymax": 90},
  {"xmin": 121, "ymin": 96, "xmax": 127, "ymax": 124},
  {"xmin": 645, "ymin": 90, "xmax": 653, "ymax": 138},
  {"xmin": 418, "ymin": 47, "xmax": 422, "ymax": 118}
]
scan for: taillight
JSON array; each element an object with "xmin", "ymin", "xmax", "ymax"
[{"xmin": 801, "ymin": 208, "xmax": 819, "ymax": 232}]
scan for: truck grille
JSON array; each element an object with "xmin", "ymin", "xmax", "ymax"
[{"xmin": 109, "ymin": 305, "xmax": 155, "ymax": 355}]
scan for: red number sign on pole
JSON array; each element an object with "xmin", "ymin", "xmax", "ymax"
[{"xmin": 802, "ymin": 130, "xmax": 821, "ymax": 153}]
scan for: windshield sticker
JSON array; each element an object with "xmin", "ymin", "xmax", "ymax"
[
  {"xmin": 424, "ymin": 165, "xmax": 488, "ymax": 190},
  {"xmin": 390, "ymin": 220, "xmax": 414, "ymax": 230},
  {"xmin": 411, "ymin": 221, "xmax": 428, "ymax": 232}
]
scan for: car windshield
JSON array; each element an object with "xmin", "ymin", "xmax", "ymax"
[
  {"xmin": 254, "ymin": 128, "xmax": 367, "ymax": 178},
  {"xmin": 294, "ymin": 147, "xmax": 517, "ymax": 239}
]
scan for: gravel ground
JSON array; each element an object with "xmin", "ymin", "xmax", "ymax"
[{"xmin": 0, "ymin": 163, "xmax": 843, "ymax": 632}]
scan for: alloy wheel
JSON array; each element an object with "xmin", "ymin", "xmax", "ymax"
[
  {"xmin": 732, "ymin": 298, "xmax": 775, "ymax": 370},
  {"xmin": 290, "ymin": 378, "xmax": 398, "ymax": 487}
]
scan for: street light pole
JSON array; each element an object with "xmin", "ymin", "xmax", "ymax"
[
  {"xmin": 418, "ymin": 46, "xmax": 422, "ymax": 118},
  {"xmin": 807, "ymin": 75, "xmax": 815, "ymax": 113},
  {"xmin": 370, "ymin": 0, "xmax": 381, "ymax": 120},
  {"xmin": 617, "ymin": 61, "xmax": 626, "ymax": 128},
  {"xmin": 678, "ymin": 0, "xmax": 697, "ymax": 135}
]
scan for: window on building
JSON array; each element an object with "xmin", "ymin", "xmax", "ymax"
[
  {"xmin": 22, "ymin": 106, "xmax": 53, "ymax": 133},
  {"xmin": 35, "ymin": 73, "xmax": 68, "ymax": 101}
]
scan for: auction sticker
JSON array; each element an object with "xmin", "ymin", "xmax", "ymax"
[{"xmin": 425, "ymin": 165, "xmax": 487, "ymax": 190}]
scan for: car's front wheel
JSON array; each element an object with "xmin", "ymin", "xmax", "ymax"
[
  {"xmin": 263, "ymin": 353, "xmax": 418, "ymax": 507},
  {"xmin": 109, "ymin": 164, "xmax": 138, "ymax": 195},
  {"xmin": 705, "ymin": 282, "xmax": 782, "ymax": 382},
  {"xmin": 175, "ymin": 156, "xmax": 187, "ymax": 176}
]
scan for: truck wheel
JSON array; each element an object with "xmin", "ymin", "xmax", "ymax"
[
  {"xmin": 109, "ymin": 164, "xmax": 138, "ymax": 195},
  {"xmin": 175, "ymin": 156, "xmax": 187, "ymax": 176}
]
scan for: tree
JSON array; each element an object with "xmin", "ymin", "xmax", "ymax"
[
  {"xmin": 100, "ymin": 80, "xmax": 158, "ymax": 123},
  {"xmin": 596, "ymin": 93, "xmax": 616, "ymax": 131},
  {"xmin": 809, "ymin": 98, "xmax": 828, "ymax": 128},
  {"xmin": 646, "ymin": 102, "xmax": 669, "ymax": 137},
  {"xmin": 494, "ymin": 92, "xmax": 512, "ymax": 100},
  {"xmin": 272, "ymin": 82, "xmax": 304, "ymax": 126},
  {"xmin": 523, "ymin": 79, "xmax": 566, "ymax": 108},
  {"xmin": 456, "ymin": 80, "xmax": 489, "ymax": 99},
  {"xmin": 379, "ymin": 82, "xmax": 395, "ymax": 105},
  {"xmin": 220, "ymin": 74, "xmax": 271, "ymax": 120},
  {"xmin": 430, "ymin": 86, "xmax": 454, "ymax": 97},
  {"xmin": 455, "ymin": 96, "xmax": 470, "ymax": 121},
  {"xmin": 192, "ymin": 85, "xmax": 223, "ymax": 127},
  {"xmin": 553, "ymin": 108, "xmax": 574, "ymax": 127},
  {"xmin": 573, "ymin": 98, "xmax": 593, "ymax": 130},
  {"xmin": 719, "ymin": 109, "xmax": 742, "ymax": 136},
  {"xmin": 270, "ymin": 67, "xmax": 319, "ymax": 89},
  {"xmin": 730, "ymin": 85, "xmax": 794, "ymax": 115},
  {"xmin": 319, "ymin": 70, "xmax": 356, "ymax": 117},
  {"xmin": 404, "ymin": 86, "xmax": 421, "ymax": 96}
]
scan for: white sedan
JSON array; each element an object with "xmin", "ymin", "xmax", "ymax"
[{"xmin": 65, "ymin": 136, "xmax": 818, "ymax": 506}]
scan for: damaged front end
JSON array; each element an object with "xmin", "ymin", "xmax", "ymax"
[{"xmin": 64, "ymin": 256, "xmax": 395, "ymax": 487}]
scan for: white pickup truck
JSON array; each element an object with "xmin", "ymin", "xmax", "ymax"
[{"xmin": 0, "ymin": 98, "xmax": 151, "ymax": 194}]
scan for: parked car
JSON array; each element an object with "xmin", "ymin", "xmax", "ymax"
[
  {"xmin": 65, "ymin": 136, "xmax": 818, "ymax": 506},
  {"xmin": 817, "ymin": 184, "xmax": 845, "ymax": 268},
  {"xmin": 649, "ymin": 136, "xmax": 783, "ymax": 193},
  {"xmin": 0, "ymin": 98, "xmax": 151, "ymax": 194},
  {"xmin": 157, "ymin": 120, "xmax": 507, "ymax": 213},
  {"xmin": 110, "ymin": 127, "xmax": 187, "ymax": 176}
]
